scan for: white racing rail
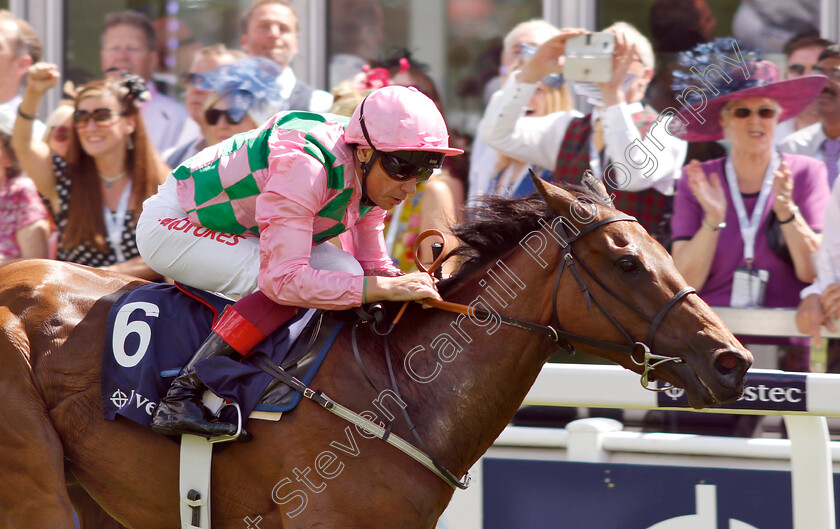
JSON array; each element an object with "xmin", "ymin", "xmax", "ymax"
[{"xmin": 441, "ymin": 307, "xmax": 840, "ymax": 529}]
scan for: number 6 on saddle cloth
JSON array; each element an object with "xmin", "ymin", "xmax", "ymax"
[{"xmin": 101, "ymin": 282, "xmax": 336, "ymax": 431}]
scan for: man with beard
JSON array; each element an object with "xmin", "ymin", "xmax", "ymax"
[{"xmin": 780, "ymin": 44, "xmax": 840, "ymax": 188}]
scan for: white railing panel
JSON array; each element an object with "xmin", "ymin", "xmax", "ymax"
[{"xmin": 441, "ymin": 307, "xmax": 840, "ymax": 529}]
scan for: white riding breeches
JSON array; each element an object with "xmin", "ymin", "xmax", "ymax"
[{"xmin": 136, "ymin": 174, "xmax": 363, "ymax": 299}]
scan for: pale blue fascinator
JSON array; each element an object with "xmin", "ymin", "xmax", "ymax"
[{"xmin": 194, "ymin": 57, "xmax": 289, "ymax": 125}]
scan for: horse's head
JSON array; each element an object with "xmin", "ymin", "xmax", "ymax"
[{"xmin": 532, "ymin": 177, "xmax": 752, "ymax": 408}]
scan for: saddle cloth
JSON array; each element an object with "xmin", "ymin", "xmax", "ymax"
[{"xmin": 101, "ymin": 283, "xmax": 343, "ymax": 428}]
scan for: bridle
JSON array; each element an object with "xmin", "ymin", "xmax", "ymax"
[
  {"xmin": 378, "ymin": 214, "xmax": 696, "ymax": 391},
  {"xmin": 349, "ymin": 213, "xmax": 696, "ymax": 490},
  {"xmin": 545, "ymin": 214, "xmax": 696, "ymax": 389}
]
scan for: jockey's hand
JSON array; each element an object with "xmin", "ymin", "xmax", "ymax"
[{"xmin": 363, "ymin": 272, "xmax": 442, "ymax": 303}]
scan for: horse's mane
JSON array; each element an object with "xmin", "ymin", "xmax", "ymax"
[{"xmin": 442, "ymin": 184, "xmax": 613, "ymax": 288}]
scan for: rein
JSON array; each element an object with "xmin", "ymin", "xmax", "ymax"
[{"xmin": 388, "ymin": 219, "xmax": 696, "ymax": 390}]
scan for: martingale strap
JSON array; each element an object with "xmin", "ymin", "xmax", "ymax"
[
  {"xmin": 381, "ymin": 332, "xmax": 471, "ymax": 489},
  {"xmin": 251, "ymin": 350, "xmax": 470, "ymax": 490}
]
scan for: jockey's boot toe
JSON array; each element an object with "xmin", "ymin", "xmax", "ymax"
[{"xmin": 150, "ymin": 397, "xmax": 234, "ymax": 438}]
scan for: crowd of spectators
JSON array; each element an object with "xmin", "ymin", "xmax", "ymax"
[{"xmin": 1, "ymin": 0, "xmax": 839, "ymax": 386}]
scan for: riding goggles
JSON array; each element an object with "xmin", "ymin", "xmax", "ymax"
[
  {"xmin": 377, "ymin": 150, "xmax": 443, "ymax": 183},
  {"xmin": 204, "ymin": 107, "xmax": 249, "ymax": 126}
]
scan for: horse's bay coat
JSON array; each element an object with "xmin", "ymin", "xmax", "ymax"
[{"xmin": 0, "ymin": 178, "xmax": 751, "ymax": 528}]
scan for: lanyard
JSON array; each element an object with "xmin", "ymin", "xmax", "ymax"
[
  {"xmin": 103, "ymin": 181, "xmax": 132, "ymax": 263},
  {"xmin": 724, "ymin": 153, "xmax": 779, "ymax": 265},
  {"xmin": 588, "ymin": 129, "xmax": 603, "ymax": 178},
  {"xmin": 587, "ymin": 113, "xmax": 604, "ymax": 178}
]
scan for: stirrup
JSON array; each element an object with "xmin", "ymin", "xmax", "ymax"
[{"xmin": 204, "ymin": 395, "xmax": 245, "ymax": 444}]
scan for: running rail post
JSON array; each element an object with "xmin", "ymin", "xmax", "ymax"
[{"xmin": 784, "ymin": 415, "xmax": 836, "ymax": 529}]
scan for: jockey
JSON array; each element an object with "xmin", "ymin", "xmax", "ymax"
[{"xmin": 136, "ymin": 84, "xmax": 462, "ymax": 439}]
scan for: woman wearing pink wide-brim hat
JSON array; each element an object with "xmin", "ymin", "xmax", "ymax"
[{"xmin": 670, "ymin": 48, "xmax": 831, "ymax": 373}]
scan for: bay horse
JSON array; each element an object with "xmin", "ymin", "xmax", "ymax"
[{"xmin": 0, "ymin": 178, "xmax": 751, "ymax": 528}]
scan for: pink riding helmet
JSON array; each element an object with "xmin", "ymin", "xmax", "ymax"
[{"xmin": 345, "ymin": 85, "xmax": 464, "ymax": 156}]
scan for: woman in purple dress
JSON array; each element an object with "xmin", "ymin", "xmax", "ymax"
[{"xmin": 671, "ymin": 44, "xmax": 829, "ymax": 371}]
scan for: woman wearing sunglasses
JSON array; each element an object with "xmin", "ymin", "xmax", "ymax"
[
  {"xmin": 12, "ymin": 62, "xmax": 167, "ymax": 279},
  {"xmin": 43, "ymin": 102, "xmax": 74, "ymax": 158},
  {"xmin": 136, "ymin": 84, "xmax": 461, "ymax": 439},
  {"xmin": 670, "ymin": 51, "xmax": 830, "ymax": 374}
]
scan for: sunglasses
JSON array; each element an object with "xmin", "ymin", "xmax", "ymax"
[
  {"xmin": 730, "ymin": 107, "xmax": 777, "ymax": 119},
  {"xmin": 204, "ymin": 108, "xmax": 248, "ymax": 126},
  {"xmin": 182, "ymin": 72, "xmax": 201, "ymax": 87},
  {"xmin": 51, "ymin": 125, "xmax": 70, "ymax": 142},
  {"xmin": 813, "ymin": 66, "xmax": 840, "ymax": 83},
  {"xmin": 72, "ymin": 108, "xmax": 120, "ymax": 128},
  {"xmin": 377, "ymin": 151, "xmax": 440, "ymax": 183}
]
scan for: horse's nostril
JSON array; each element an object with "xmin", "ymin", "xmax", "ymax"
[{"xmin": 715, "ymin": 352, "xmax": 740, "ymax": 376}]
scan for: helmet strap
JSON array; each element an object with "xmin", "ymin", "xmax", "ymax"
[{"xmin": 356, "ymin": 148, "xmax": 378, "ymax": 207}]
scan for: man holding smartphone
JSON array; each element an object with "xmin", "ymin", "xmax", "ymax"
[{"xmin": 477, "ymin": 22, "xmax": 687, "ymax": 248}]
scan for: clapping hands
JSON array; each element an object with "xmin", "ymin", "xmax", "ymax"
[{"xmin": 685, "ymin": 160, "xmax": 727, "ymax": 228}]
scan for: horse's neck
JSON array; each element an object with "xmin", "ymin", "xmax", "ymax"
[{"xmin": 395, "ymin": 249, "xmax": 559, "ymax": 474}]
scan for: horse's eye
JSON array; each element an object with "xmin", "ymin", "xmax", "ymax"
[{"xmin": 617, "ymin": 257, "xmax": 640, "ymax": 273}]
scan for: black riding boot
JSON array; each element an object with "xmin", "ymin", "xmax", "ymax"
[{"xmin": 150, "ymin": 332, "xmax": 245, "ymax": 439}]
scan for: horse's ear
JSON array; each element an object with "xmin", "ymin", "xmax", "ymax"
[
  {"xmin": 581, "ymin": 170, "xmax": 613, "ymax": 204},
  {"xmin": 530, "ymin": 171, "xmax": 577, "ymax": 213}
]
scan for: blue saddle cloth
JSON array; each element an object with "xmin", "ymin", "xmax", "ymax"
[{"xmin": 101, "ymin": 283, "xmax": 317, "ymax": 428}]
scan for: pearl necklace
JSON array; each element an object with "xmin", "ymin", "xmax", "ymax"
[{"xmin": 99, "ymin": 171, "xmax": 127, "ymax": 188}]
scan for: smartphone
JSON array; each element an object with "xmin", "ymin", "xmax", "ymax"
[{"xmin": 564, "ymin": 32, "xmax": 616, "ymax": 83}]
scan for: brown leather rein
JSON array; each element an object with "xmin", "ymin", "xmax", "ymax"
[{"xmin": 383, "ymin": 219, "xmax": 695, "ymax": 382}]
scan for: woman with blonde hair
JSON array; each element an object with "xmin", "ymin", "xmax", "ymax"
[
  {"xmin": 41, "ymin": 101, "xmax": 74, "ymax": 158},
  {"xmin": 12, "ymin": 63, "xmax": 168, "ymax": 278},
  {"xmin": 489, "ymin": 53, "xmax": 574, "ymax": 198}
]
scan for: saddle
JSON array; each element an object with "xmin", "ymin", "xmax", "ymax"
[
  {"xmin": 100, "ymin": 282, "xmax": 345, "ymax": 430},
  {"xmin": 253, "ymin": 310, "xmax": 346, "ymax": 413}
]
